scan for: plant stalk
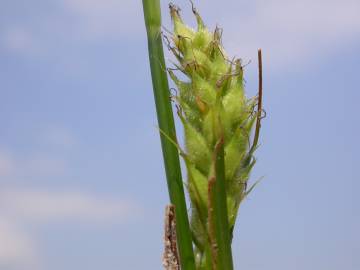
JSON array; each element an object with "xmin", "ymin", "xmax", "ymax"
[
  {"xmin": 142, "ymin": 1, "xmax": 196, "ymax": 269},
  {"xmin": 209, "ymin": 136, "xmax": 234, "ymax": 270}
]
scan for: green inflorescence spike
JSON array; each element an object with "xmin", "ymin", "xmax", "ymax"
[{"xmin": 167, "ymin": 3, "xmax": 262, "ymax": 268}]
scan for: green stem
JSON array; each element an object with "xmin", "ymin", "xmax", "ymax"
[
  {"xmin": 211, "ymin": 136, "xmax": 234, "ymax": 270},
  {"xmin": 142, "ymin": 1, "xmax": 196, "ymax": 269}
]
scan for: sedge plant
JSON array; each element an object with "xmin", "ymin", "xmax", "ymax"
[{"xmin": 142, "ymin": 1, "xmax": 263, "ymax": 269}]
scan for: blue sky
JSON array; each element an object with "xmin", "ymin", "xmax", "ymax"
[{"xmin": 0, "ymin": 0, "xmax": 359, "ymax": 269}]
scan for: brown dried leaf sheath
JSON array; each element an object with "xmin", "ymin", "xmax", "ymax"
[{"xmin": 163, "ymin": 205, "xmax": 180, "ymax": 270}]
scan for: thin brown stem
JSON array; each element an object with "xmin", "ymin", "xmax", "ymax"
[{"xmin": 251, "ymin": 49, "xmax": 263, "ymax": 152}]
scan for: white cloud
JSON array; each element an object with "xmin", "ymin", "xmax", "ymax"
[
  {"xmin": 0, "ymin": 189, "xmax": 141, "ymax": 224},
  {"xmin": 1, "ymin": 0, "xmax": 143, "ymax": 56},
  {"xmin": 0, "ymin": 126, "xmax": 73, "ymax": 178},
  {"xmin": 215, "ymin": 0, "xmax": 360, "ymax": 69},
  {"xmin": 62, "ymin": 0, "xmax": 143, "ymax": 39},
  {"xmin": 0, "ymin": 152, "xmax": 66, "ymax": 179},
  {"xmin": 0, "ymin": 218, "xmax": 39, "ymax": 269},
  {"xmin": 1, "ymin": 27, "xmax": 37, "ymax": 54},
  {"xmin": 0, "ymin": 188, "xmax": 141, "ymax": 269}
]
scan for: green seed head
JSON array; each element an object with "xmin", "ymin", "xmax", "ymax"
[{"xmin": 168, "ymin": 3, "xmax": 261, "ymax": 262}]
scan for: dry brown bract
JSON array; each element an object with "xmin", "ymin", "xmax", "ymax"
[{"xmin": 162, "ymin": 205, "xmax": 180, "ymax": 270}]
